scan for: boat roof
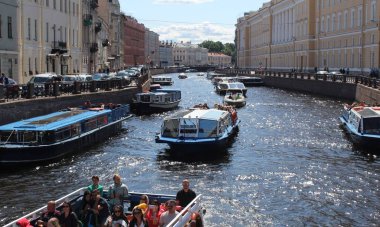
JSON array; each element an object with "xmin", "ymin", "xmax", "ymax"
[
  {"xmin": 166, "ymin": 108, "xmax": 227, "ymax": 121},
  {"xmin": 155, "ymin": 88, "xmax": 181, "ymax": 92},
  {"xmin": 0, "ymin": 109, "xmax": 111, "ymax": 131},
  {"xmin": 356, "ymin": 107, "xmax": 380, "ymax": 118}
]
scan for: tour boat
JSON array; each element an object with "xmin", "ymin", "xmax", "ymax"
[
  {"xmin": 131, "ymin": 89, "xmax": 181, "ymax": 115},
  {"xmin": 0, "ymin": 104, "xmax": 132, "ymax": 166},
  {"xmin": 215, "ymin": 81, "xmax": 247, "ymax": 96},
  {"xmin": 155, "ymin": 104, "xmax": 240, "ymax": 153},
  {"xmin": 4, "ymin": 187, "xmax": 205, "ymax": 227},
  {"xmin": 339, "ymin": 104, "xmax": 380, "ymax": 148},
  {"xmin": 236, "ymin": 76, "xmax": 264, "ymax": 86},
  {"xmin": 151, "ymin": 76, "xmax": 173, "ymax": 85},
  {"xmin": 178, "ymin": 73, "xmax": 187, "ymax": 79},
  {"xmin": 223, "ymin": 92, "xmax": 246, "ymax": 108}
]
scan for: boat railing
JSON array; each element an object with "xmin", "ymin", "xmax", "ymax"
[
  {"xmin": 167, "ymin": 194, "xmax": 203, "ymax": 227},
  {"xmin": 4, "ymin": 187, "xmax": 87, "ymax": 227}
]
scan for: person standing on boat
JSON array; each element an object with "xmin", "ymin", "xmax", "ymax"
[
  {"xmin": 176, "ymin": 179, "xmax": 196, "ymax": 208},
  {"xmin": 87, "ymin": 175, "xmax": 104, "ymax": 197},
  {"xmin": 109, "ymin": 174, "xmax": 129, "ymax": 209}
]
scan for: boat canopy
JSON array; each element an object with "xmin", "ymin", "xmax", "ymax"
[{"xmin": 0, "ymin": 109, "xmax": 111, "ymax": 131}]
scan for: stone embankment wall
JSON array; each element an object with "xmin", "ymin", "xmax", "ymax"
[{"xmin": 0, "ymin": 87, "xmax": 137, "ymax": 125}]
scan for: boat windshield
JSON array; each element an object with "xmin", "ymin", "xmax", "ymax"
[
  {"xmin": 362, "ymin": 117, "xmax": 380, "ymax": 134},
  {"xmin": 162, "ymin": 119, "xmax": 180, "ymax": 137}
]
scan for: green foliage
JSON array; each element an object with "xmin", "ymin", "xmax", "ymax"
[{"xmin": 199, "ymin": 40, "xmax": 236, "ymax": 64}]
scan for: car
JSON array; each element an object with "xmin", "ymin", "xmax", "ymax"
[
  {"xmin": 26, "ymin": 73, "xmax": 60, "ymax": 96},
  {"xmin": 77, "ymin": 74, "xmax": 93, "ymax": 82},
  {"xmin": 92, "ymin": 73, "xmax": 108, "ymax": 81},
  {"xmin": 4, "ymin": 78, "xmax": 21, "ymax": 98},
  {"xmin": 328, "ymin": 71, "xmax": 344, "ymax": 81}
]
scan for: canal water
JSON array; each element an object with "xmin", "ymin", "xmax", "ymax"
[{"xmin": 0, "ymin": 73, "xmax": 379, "ymax": 226}]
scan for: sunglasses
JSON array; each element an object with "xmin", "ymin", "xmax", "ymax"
[{"xmin": 133, "ymin": 211, "xmax": 142, "ymax": 215}]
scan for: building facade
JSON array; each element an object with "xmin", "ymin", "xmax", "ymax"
[
  {"xmin": 208, "ymin": 52, "xmax": 232, "ymax": 68},
  {"xmin": 172, "ymin": 41, "xmax": 208, "ymax": 66},
  {"xmin": 145, "ymin": 28, "xmax": 160, "ymax": 68},
  {"xmin": 159, "ymin": 41, "xmax": 174, "ymax": 67},
  {"xmin": 0, "ymin": 0, "xmax": 18, "ymax": 80},
  {"xmin": 122, "ymin": 15, "xmax": 145, "ymax": 66},
  {"xmin": 236, "ymin": 0, "xmax": 380, "ymax": 74}
]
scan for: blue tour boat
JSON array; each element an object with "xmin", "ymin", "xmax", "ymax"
[
  {"xmin": 0, "ymin": 104, "xmax": 132, "ymax": 166},
  {"xmin": 339, "ymin": 104, "xmax": 380, "ymax": 148},
  {"xmin": 155, "ymin": 104, "xmax": 240, "ymax": 153}
]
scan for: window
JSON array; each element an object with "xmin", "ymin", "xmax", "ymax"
[
  {"xmin": 358, "ymin": 7, "xmax": 362, "ymax": 27},
  {"xmin": 34, "ymin": 19, "xmax": 37, "ymax": 41},
  {"xmin": 27, "ymin": 18, "xmax": 31, "ymax": 40},
  {"xmin": 372, "ymin": 1, "xmax": 376, "ymax": 21},
  {"xmin": 7, "ymin": 17, "xmax": 12, "ymax": 38},
  {"xmin": 344, "ymin": 11, "xmax": 348, "ymax": 30},
  {"xmin": 46, "ymin": 0, "xmax": 49, "ymax": 7},
  {"xmin": 53, "ymin": 0, "xmax": 56, "ymax": 9},
  {"xmin": 0, "ymin": 15, "xmax": 2, "ymax": 38},
  {"xmin": 46, "ymin": 22, "xmax": 49, "ymax": 42},
  {"xmin": 60, "ymin": 0, "xmax": 62, "ymax": 12},
  {"xmin": 64, "ymin": 0, "xmax": 67, "ymax": 13},
  {"xmin": 351, "ymin": 10, "xmax": 355, "ymax": 28}
]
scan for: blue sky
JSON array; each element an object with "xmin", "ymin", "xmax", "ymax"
[{"xmin": 119, "ymin": 0, "xmax": 268, "ymax": 44}]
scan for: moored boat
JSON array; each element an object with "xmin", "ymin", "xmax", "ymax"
[
  {"xmin": 4, "ymin": 187, "xmax": 205, "ymax": 227},
  {"xmin": 155, "ymin": 104, "xmax": 240, "ymax": 154},
  {"xmin": 339, "ymin": 104, "xmax": 380, "ymax": 148},
  {"xmin": 223, "ymin": 92, "xmax": 246, "ymax": 108},
  {"xmin": 151, "ymin": 75, "xmax": 173, "ymax": 85},
  {"xmin": 0, "ymin": 103, "xmax": 132, "ymax": 166},
  {"xmin": 236, "ymin": 76, "xmax": 264, "ymax": 86},
  {"xmin": 131, "ymin": 89, "xmax": 181, "ymax": 115}
]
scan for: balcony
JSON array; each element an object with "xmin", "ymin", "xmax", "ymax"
[
  {"xmin": 83, "ymin": 14, "xmax": 93, "ymax": 26},
  {"xmin": 90, "ymin": 43, "xmax": 99, "ymax": 53},
  {"xmin": 51, "ymin": 41, "xmax": 68, "ymax": 54},
  {"xmin": 95, "ymin": 22, "xmax": 102, "ymax": 33},
  {"xmin": 102, "ymin": 39, "xmax": 110, "ymax": 47},
  {"xmin": 90, "ymin": 0, "xmax": 98, "ymax": 9}
]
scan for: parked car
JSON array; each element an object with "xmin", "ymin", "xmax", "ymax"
[
  {"xmin": 369, "ymin": 68, "xmax": 379, "ymax": 78},
  {"xmin": 25, "ymin": 73, "xmax": 60, "ymax": 96},
  {"xmin": 77, "ymin": 74, "xmax": 93, "ymax": 82},
  {"xmin": 4, "ymin": 78, "xmax": 21, "ymax": 98},
  {"xmin": 92, "ymin": 73, "xmax": 108, "ymax": 81}
]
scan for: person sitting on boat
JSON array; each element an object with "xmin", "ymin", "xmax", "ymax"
[
  {"xmin": 73, "ymin": 190, "xmax": 92, "ymax": 223},
  {"xmin": 133, "ymin": 194, "xmax": 149, "ymax": 215},
  {"xmin": 158, "ymin": 200, "xmax": 178, "ymax": 227},
  {"xmin": 58, "ymin": 201, "xmax": 80, "ymax": 227},
  {"xmin": 85, "ymin": 189, "xmax": 110, "ymax": 227},
  {"xmin": 39, "ymin": 201, "xmax": 61, "ymax": 226},
  {"xmin": 129, "ymin": 207, "xmax": 149, "ymax": 227},
  {"xmin": 104, "ymin": 205, "xmax": 129, "ymax": 227},
  {"xmin": 87, "ymin": 175, "xmax": 104, "ymax": 197},
  {"xmin": 109, "ymin": 174, "xmax": 129, "ymax": 209},
  {"xmin": 46, "ymin": 217, "xmax": 60, "ymax": 227},
  {"xmin": 16, "ymin": 217, "xmax": 33, "ymax": 227},
  {"xmin": 176, "ymin": 179, "xmax": 196, "ymax": 208},
  {"xmin": 145, "ymin": 200, "xmax": 162, "ymax": 227}
]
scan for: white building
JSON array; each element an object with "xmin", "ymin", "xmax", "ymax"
[
  {"xmin": 172, "ymin": 41, "xmax": 208, "ymax": 66},
  {"xmin": 18, "ymin": 0, "xmax": 82, "ymax": 83},
  {"xmin": 0, "ymin": 0, "xmax": 18, "ymax": 80}
]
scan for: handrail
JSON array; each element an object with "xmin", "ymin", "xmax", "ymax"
[{"xmin": 167, "ymin": 194, "xmax": 203, "ymax": 227}]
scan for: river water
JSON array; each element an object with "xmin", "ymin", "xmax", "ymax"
[{"xmin": 0, "ymin": 73, "xmax": 379, "ymax": 226}]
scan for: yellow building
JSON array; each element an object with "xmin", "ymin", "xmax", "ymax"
[
  {"xmin": 236, "ymin": 0, "xmax": 380, "ymax": 74},
  {"xmin": 208, "ymin": 52, "xmax": 232, "ymax": 68}
]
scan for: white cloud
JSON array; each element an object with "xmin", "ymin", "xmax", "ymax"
[
  {"xmin": 152, "ymin": 22, "xmax": 235, "ymax": 44},
  {"xmin": 153, "ymin": 0, "xmax": 214, "ymax": 4}
]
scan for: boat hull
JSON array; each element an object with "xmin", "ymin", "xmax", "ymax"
[
  {"xmin": 339, "ymin": 116, "xmax": 380, "ymax": 148},
  {"xmin": 131, "ymin": 100, "xmax": 180, "ymax": 115},
  {"xmin": 224, "ymin": 99, "xmax": 246, "ymax": 108},
  {"xmin": 156, "ymin": 124, "xmax": 239, "ymax": 154},
  {"xmin": 0, "ymin": 117, "xmax": 131, "ymax": 166}
]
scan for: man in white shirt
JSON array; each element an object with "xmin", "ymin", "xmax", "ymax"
[{"xmin": 159, "ymin": 200, "xmax": 178, "ymax": 227}]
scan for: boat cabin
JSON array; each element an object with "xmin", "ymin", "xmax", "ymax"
[
  {"xmin": 151, "ymin": 76, "xmax": 173, "ymax": 85},
  {"xmin": 161, "ymin": 109, "xmax": 231, "ymax": 139},
  {"xmin": 0, "ymin": 106, "xmax": 129, "ymax": 146},
  {"xmin": 136, "ymin": 89, "xmax": 181, "ymax": 104},
  {"xmin": 349, "ymin": 107, "xmax": 380, "ymax": 134}
]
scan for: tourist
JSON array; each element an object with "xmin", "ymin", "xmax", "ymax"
[
  {"xmin": 176, "ymin": 179, "xmax": 196, "ymax": 207},
  {"xmin": 145, "ymin": 199, "xmax": 162, "ymax": 227},
  {"xmin": 47, "ymin": 217, "xmax": 60, "ymax": 227},
  {"xmin": 159, "ymin": 200, "xmax": 178, "ymax": 227},
  {"xmin": 129, "ymin": 207, "xmax": 149, "ymax": 227},
  {"xmin": 16, "ymin": 217, "xmax": 33, "ymax": 227},
  {"xmin": 104, "ymin": 205, "xmax": 128, "ymax": 227},
  {"xmin": 40, "ymin": 201, "xmax": 61, "ymax": 226},
  {"xmin": 133, "ymin": 194, "xmax": 149, "ymax": 215},
  {"xmin": 73, "ymin": 190, "xmax": 92, "ymax": 222},
  {"xmin": 58, "ymin": 201, "xmax": 80, "ymax": 227},
  {"xmin": 109, "ymin": 174, "xmax": 129, "ymax": 209},
  {"xmin": 84, "ymin": 189, "xmax": 110, "ymax": 227},
  {"xmin": 87, "ymin": 175, "xmax": 104, "ymax": 196}
]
